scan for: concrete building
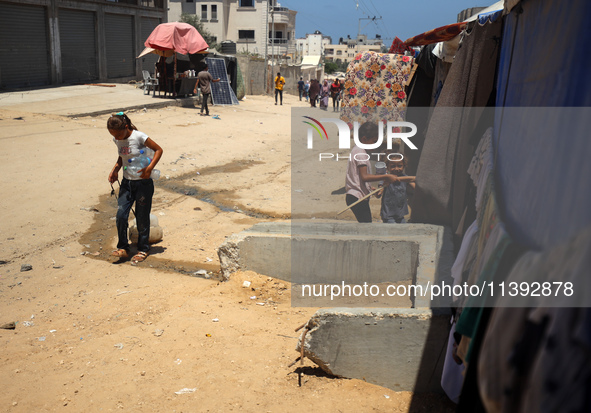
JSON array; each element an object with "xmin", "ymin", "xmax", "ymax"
[
  {"xmin": 168, "ymin": 0, "xmax": 297, "ymax": 60},
  {"xmin": 295, "ymin": 30, "xmax": 332, "ymax": 61},
  {"xmin": 0, "ymin": 0, "xmax": 167, "ymax": 89},
  {"xmin": 324, "ymin": 34, "xmax": 383, "ymax": 64}
]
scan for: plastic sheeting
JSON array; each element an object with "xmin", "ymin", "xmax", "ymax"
[{"xmin": 494, "ymin": 0, "xmax": 591, "ymax": 249}]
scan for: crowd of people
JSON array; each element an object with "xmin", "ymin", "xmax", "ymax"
[{"xmin": 296, "ymin": 76, "xmax": 344, "ymax": 111}]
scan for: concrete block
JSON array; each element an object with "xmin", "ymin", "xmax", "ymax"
[
  {"xmin": 296, "ymin": 308, "xmax": 449, "ymax": 392},
  {"xmin": 217, "ymin": 220, "xmax": 454, "ymax": 308}
]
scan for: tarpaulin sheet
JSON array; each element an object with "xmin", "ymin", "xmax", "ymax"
[
  {"xmin": 144, "ymin": 22, "xmax": 208, "ymax": 55},
  {"xmin": 494, "ymin": 0, "xmax": 591, "ymax": 249}
]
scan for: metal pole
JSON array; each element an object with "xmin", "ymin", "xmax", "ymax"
[
  {"xmin": 271, "ymin": 3, "xmax": 275, "ymax": 92},
  {"xmin": 264, "ymin": 0, "xmax": 269, "ymax": 94}
]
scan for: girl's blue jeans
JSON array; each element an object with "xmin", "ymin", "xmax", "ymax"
[{"xmin": 116, "ymin": 178, "xmax": 154, "ymax": 253}]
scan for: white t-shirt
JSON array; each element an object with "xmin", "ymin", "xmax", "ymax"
[
  {"xmin": 113, "ymin": 130, "xmax": 149, "ymax": 180},
  {"xmin": 345, "ymin": 145, "xmax": 372, "ymax": 199}
]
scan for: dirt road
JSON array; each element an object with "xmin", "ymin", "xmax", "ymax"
[{"xmin": 0, "ymin": 94, "xmax": 452, "ymax": 412}]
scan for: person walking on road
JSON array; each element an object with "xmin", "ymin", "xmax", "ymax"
[
  {"xmin": 194, "ymin": 65, "xmax": 220, "ymax": 116},
  {"xmin": 297, "ymin": 77, "xmax": 305, "ymax": 101},
  {"xmin": 275, "ymin": 72, "xmax": 286, "ymax": 105}
]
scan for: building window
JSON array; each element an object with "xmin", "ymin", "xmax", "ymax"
[
  {"xmin": 201, "ymin": 4, "xmax": 207, "ymax": 20},
  {"xmin": 238, "ymin": 30, "xmax": 255, "ymax": 41},
  {"xmin": 239, "ymin": 0, "xmax": 254, "ymax": 7},
  {"xmin": 211, "ymin": 4, "xmax": 217, "ymax": 20},
  {"xmin": 336, "ymin": 50, "xmax": 342, "ymax": 55}
]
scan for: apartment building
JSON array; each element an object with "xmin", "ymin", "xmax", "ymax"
[
  {"xmin": 324, "ymin": 34, "xmax": 383, "ymax": 64},
  {"xmin": 295, "ymin": 30, "xmax": 332, "ymax": 60},
  {"xmin": 168, "ymin": 0, "xmax": 297, "ymax": 59}
]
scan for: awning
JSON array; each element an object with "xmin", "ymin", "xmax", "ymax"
[{"xmin": 300, "ymin": 55, "xmax": 321, "ymax": 67}]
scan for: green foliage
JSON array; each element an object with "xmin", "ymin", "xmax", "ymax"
[
  {"xmin": 180, "ymin": 13, "xmax": 220, "ymax": 51},
  {"xmin": 325, "ymin": 59, "xmax": 349, "ymax": 74},
  {"xmin": 324, "ymin": 61, "xmax": 338, "ymax": 74}
]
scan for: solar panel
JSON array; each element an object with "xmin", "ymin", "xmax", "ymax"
[{"xmin": 206, "ymin": 57, "xmax": 239, "ymax": 106}]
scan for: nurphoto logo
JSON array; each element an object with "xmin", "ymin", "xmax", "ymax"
[{"xmin": 303, "ymin": 117, "xmax": 419, "ymax": 161}]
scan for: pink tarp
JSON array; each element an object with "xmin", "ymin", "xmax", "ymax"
[{"xmin": 144, "ymin": 22, "xmax": 209, "ymax": 55}]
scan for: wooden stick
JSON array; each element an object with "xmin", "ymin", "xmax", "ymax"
[
  {"xmin": 294, "ymin": 322, "xmax": 307, "ymax": 332},
  {"xmin": 336, "ymin": 176, "xmax": 416, "ymax": 217},
  {"xmin": 288, "ymin": 356, "xmax": 301, "ymax": 368},
  {"xmin": 336, "ymin": 186, "xmax": 383, "ymax": 216}
]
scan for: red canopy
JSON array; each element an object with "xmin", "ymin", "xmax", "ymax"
[{"xmin": 144, "ymin": 22, "xmax": 209, "ymax": 55}]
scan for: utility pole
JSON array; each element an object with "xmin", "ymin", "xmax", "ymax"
[
  {"xmin": 271, "ymin": 1, "xmax": 275, "ymax": 92},
  {"xmin": 264, "ymin": 0, "xmax": 269, "ymax": 94},
  {"xmin": 357, "ymin": 16, "xmax": 382, "ymax": 54}
]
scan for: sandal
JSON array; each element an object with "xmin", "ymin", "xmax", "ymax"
[
  {"xmin": 131, "ymin": 251, "xmax": 149, "ymax": 264},
  {"xmin": 111, "ymin": 249, "xmax": 129, "ymax": 259}
]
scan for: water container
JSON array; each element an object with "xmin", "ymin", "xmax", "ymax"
[
  {"xmin": 126, "ymin": 149, "xmax": 157, "ymax": 179},
  {"xmin": 375, "ymin": 162, "xmax": 386, "ymax": 175},
  {"xmin": 221, "ymin": 41, "xmax": 236, "ymax": 54},
  {"xmin": 375, "ymin": 161, "xmax": 386, "ymax": 186},
  {"xmin": 129, "ymin": 213, "xmax": 163, "ymax": 244}
]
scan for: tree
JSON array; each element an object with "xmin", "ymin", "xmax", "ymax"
[
  {"xmin": 324, "ymin": 60, "xmax": 338, "ymax": 74},
  {"xmin": 180, "ymin": 13, "xmax": 219, "ymax": 51}
]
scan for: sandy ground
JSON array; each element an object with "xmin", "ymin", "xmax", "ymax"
[{"xmin": 0, "ymin": 91, "xmax": 453, "ymax": 412}]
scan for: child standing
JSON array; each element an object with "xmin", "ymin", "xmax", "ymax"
[
  {"xmin": 345, "ymin": 123, "xmax": 400, "ymax": 223},
  {"xmin": 107, "ymin": 112, "xmax": 163, "ymax": 263},
  {"xmin": 379, "ymin": 157, "xmax": 415, "ymax": 223}
]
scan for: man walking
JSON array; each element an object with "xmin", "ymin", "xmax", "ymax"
[
  {"xmin": 297, "ymin": 76, "xmax": 305, "ymax": 101},
  {"xmin": 194, "ymin": 65, "xmax": 220, "ymax": 116},
  {"xmin": 274, "ymin": 72, "xmax": 285, "ymax": 105}
]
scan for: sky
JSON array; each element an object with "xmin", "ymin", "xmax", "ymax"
[{"xmin": 278, "ymin": 0, "xmax": 495, "ymax": 44}]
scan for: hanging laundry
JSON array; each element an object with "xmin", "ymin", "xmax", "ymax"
[
  {"xmin": 404, "ymin": 22, "xmax": 467, "ymax": 46},
  {"xmin": 340, "ymin": 51, "xmax": 414, "ymax": 127},
  {"xmin": 388, "ymin": 36, "xmax": 415, "ymax": 55}
]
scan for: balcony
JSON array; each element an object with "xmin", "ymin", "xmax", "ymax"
[
  {"xmin": 271, "ymin": 7, "xmax": 291, "ymax": 24},
  {"xmin": 268, "ymin": 38, "xmax": 296, "ymax": 56}
]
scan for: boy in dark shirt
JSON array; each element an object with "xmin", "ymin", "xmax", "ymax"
[{"xmin": 379, "ymin": 157, "xmax": 416, "ymax": 223}]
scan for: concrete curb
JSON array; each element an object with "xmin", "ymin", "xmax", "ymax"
[{"xmin": 69, "ymin": 97, "xmax": 199, "ymax": 118}]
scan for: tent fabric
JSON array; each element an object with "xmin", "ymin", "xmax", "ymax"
[
  {"xmin": 503, "ymin": 0, "xmax": 521, "ymax": 14},
  {"xmin": 405, "ymin": 22, "xmax": 467, "ymax": 46},
  {"xmin": 478, "ymin": 10, "xmax": 503, "ymax": 25},
  {"xmin": 144, "ymin": 22, "xmax": 208, "ymax": 55},
  {"xmin": 340, "ymin": 51, "xmax": 414, "ymax": 126},
  {"xmin": 493, "ymin": 0, "xmax": 591, "ymax": 249},
  {"xmin": 463, "ymin": 0, "xmax": 503, "ymax": 22},
  {"xmin": 411, "ymin": 20, "xmax": 501, "ymax": 228},
  {"xmin": 405, "ymin": 43, "xmax": 437, "ymax": 175}
]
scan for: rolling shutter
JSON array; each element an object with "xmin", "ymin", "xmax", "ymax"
[
  {"xmin": 105, "ymin": 13, "xmax": 135, "ymax": 78},
  {"xmin": 0, "ymin": 3, "xmax": 50, "ymax": 88},
  {"xmin": 60, "ymin": 9, "xmax": 98, "ymax": 83}
]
